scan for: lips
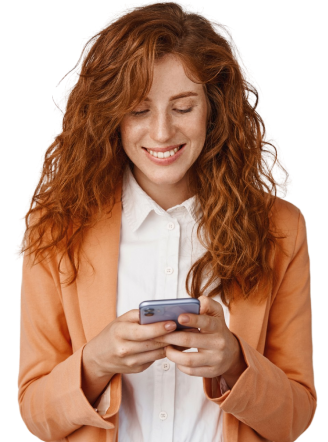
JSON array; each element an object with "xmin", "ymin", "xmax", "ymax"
[
  {"xmin": 142, "ymin": 143, "xmax": 186, "ymax": 164},
  {"xmin": 143, "ymin": 144, "xmax": 184, "ymax": 153}
]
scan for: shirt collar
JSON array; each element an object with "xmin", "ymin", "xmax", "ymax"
[{"xmin": 122, "ymin": 166, "xmax": 199, "ymax": 232}]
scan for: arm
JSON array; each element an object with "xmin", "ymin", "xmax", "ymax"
[
  {"xmin": 81, "ymin": 343, "xmax": 115, "ymax": 406},
  {"xmin": 203, "ymin": 211, "xmax": 317, "ymax": 442},
  {"xmin": 18, "ymin": 253, "xmax": 119, "ymax": 441}
]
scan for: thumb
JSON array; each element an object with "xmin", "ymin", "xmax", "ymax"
[
  {"xmin": 199, "ymin": 295, "xmax": 224, "ymax": 318},
  {"xmin": 116, "ymin": 308, "xmax": 140, "ymax": 323}
]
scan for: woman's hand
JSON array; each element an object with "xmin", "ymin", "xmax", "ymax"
[
  {"xmin": 153, "ymin": 295, "xmax": 247, "ymax": 389},
  {"xmin": 81, "ymin": 309, "xmax": 177, "ymax": 404}
]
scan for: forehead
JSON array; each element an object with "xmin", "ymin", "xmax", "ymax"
[{"xmin": 146, "ymin": 54, "xmax": 204, "ymax": 99}]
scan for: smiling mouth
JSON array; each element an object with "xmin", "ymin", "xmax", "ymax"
[{"xmin": 143, "ymin": 144, "xmax": 185, "ymax": 159}]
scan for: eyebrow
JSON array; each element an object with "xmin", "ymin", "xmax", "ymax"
[{"xmin": 143, "ymin": 91, "xmax": 199, "ymax": 102}]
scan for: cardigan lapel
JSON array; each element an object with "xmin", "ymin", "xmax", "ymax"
[
  {"xmin": 228, "ymin": 281, "xmax": 270, "ymax": 352},
  {"xmin": 76, "ymin": 187, "xmax": 122, "ymax": 342}
]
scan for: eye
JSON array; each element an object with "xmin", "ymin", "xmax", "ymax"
[
  {"xmin": 130, "ymin": 110, "xmax": 148, "ymax": 116},
  {"xmin": 176, "ymin": 107, "xmax": 192, "ymax": 114},
  {"xmin": 130, "ymin": 107, "xmax": 193, "ymax": 116}
]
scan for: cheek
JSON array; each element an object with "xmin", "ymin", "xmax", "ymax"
[
  {"xmin": 120, "ymin": 121, "xmax": 141, "ymax": 151},
  {"xmin": 185, "ymin": 114, "xmax": 207, "ymax": 148},
  {"xmin": 120, "ymin": 121, "xmax": 131, "ymax": 143}
]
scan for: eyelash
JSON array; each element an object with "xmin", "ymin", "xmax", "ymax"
[{"xmin": 131, "ymin": 107, "xmax": 193, "ymax": 116}]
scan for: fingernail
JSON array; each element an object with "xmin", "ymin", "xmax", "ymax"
[
  {"xmin": 165, "ymin": 322, "xmax": 176, "ymax": 331},
  {"xmin": 179, "ymin": 315, "xmax": 189, "ymax": 323}
]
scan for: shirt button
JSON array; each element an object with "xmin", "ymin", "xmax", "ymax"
[
  {"xmin": 165, "ymin": 267, "xmax": 174, "ymax": 275},
  {"xmin": 167, "ymin": 222, "xmax": 175, "ymax": 230},
  {"xmin": 159, "ymin": 411, "xmax": 168, "ymax": 420},
  {"xmin": 162, "ymin": 361, "xmax": 170, "ymax": 371}
]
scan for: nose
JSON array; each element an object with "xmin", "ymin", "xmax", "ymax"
[{"xmin": 148, "ymin": 111, "xmax": 176, "ymax": 144}]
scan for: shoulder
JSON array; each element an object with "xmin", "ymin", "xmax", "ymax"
[
  {"xmin": 270, "ymin": 196, "xmax": 308, "ymax": 270},
  {"xmin": 270, "ymin": 196, "xmax": 304, "ymax": 235}
]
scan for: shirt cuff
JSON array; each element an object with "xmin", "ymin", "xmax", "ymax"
[
  {"xmin": 219, "ymin": 376, "xmax": 230, "ymax": 395},
  {"xmin": 94, "ymin": 382, "xmax": 111, "ymax": 416}
]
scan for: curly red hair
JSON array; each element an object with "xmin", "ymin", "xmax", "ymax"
[{"xmin": 22, "ymin": 2, "xmax": 287, "ymax": 306}]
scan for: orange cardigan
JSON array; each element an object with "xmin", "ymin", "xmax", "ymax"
[{"xmin": 18, "ymin": 195, "xmax": 316, "ymax": 442}]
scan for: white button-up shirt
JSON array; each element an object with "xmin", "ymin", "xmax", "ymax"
[{"xmin": 98, "ymin": 167, "xmax": 230, "ymax": 442}]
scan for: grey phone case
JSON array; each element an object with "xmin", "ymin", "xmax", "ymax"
[{"xmin": 139, "ymin": 298, "xmax": 200, "ymax": 330}]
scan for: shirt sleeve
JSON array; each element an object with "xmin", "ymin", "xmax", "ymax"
[
  {"xmin": 94, "ymin": 383, "xmax": 112, "ymax": 416},
  {"xmin": 219, "ymin": 376, "xmax": 230, "ymax": 395}
]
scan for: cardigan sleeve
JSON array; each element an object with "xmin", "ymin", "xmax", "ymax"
[
  {"xmin": 18, "ymin": 252, "xmax": 119, "ymax": 441},
  {"xmin": 203, "ymin": 211, "xmax": 317, "ymax": 442}
]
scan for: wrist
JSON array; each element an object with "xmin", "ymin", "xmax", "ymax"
[
  {"xmin": 82, "ymin": 341, "xmax": 113, "ymax": 382},
  {"xmin": 82, "ymin": 342, "xmax": 115, "ymax": 405},
  {"xmin": 222, "ymin": 335, "xmax": 247, "ymax": 389}
]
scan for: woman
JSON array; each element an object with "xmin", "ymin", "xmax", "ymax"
[{"xmin": 18, "ymin": 2, "xmax": 316, "ymax": 441}]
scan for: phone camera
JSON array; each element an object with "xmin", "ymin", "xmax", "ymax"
[{"xmin": 144, "ymin": 308, "xmax": 154, "ymax": 317}]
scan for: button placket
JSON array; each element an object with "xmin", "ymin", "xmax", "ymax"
[
  {"xmin": 167, "ymin": 222, "xmax": 175, "ymax": 230},
  {"xmin": 162, "ymin": 360, "xmax": 170, "ymax": 371},
  {"xmin": 159, "ymin": 411, "xmax": 168, "ymax": 420}
]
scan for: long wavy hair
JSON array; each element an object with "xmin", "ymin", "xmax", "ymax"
[{"xmin": 22, "ymin": 2, "xmax": 287, "ymax": 306}]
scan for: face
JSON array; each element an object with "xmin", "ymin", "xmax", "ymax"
[{"xmin": 119, "ymin": 54, "xmax": 208, "ymax": 198}]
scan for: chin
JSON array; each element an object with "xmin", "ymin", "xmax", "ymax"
[{"xmin": 146, "ymin": 172, "xmax": 186, "ymax": 186}]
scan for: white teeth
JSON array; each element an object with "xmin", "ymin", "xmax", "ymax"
[{"xmin": 146, "ymin": 145, "xmax": 183, "ymax": 159}]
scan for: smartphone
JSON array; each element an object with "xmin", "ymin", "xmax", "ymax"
[{"xmin": 139, "ymin": 298, "xmax": 200, "ymax": 330}]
